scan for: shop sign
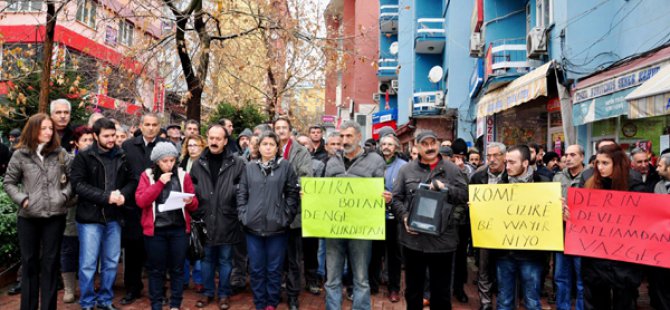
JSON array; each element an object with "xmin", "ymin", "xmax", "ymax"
[
  {"xmin": 321, "ymin": 115, "xmax": 335, "ymax": 123},
  {"xmin": 469, "ymin": 58, "xmax": 484, "ymax": 98},
  {"xmin": 372, "ymin": 120, "xmax": 397, "ymax": 140},
  {"xmin": 546, "ymin": 97, "xmax": 561, "ymax": 112},
  {"xmin": 573, "ymin": 64, "xmax": 664, "ymax": 104},
  {"xmin": 486, "ymin": 116, "xmax": 494, "ymax": 143}
]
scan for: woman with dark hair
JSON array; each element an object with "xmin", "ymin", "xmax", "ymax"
[
  {"xmin": 236, "ymin": 131, "xmax": 300, "ymax": 310},
  {"xmin": 580, "ymin": 144, "xmax": 646, "ymax": 310},
  {"xmin": 135, "ymin": 142, "xmax": 199, "ymax": 310},
  {"xmin": 4, "ymin": 113, "xmax": 72, "ymax": 310},
  {"xmin": 60, "ymin": 125, "xmax": 95, "ymax": 303}
]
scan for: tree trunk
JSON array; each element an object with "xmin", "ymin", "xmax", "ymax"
[{"xmin": 38, "ymin": 1, "xmax": 57, "ymax": 113}]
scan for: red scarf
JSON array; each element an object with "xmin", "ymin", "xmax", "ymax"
[{"xmin": 283, "ymin": 138, "xmax": 293, "ymax": 160}]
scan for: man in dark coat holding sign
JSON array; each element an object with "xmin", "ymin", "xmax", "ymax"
[
  {"xmin": 323, "ymin": 120, "xmax": 385, "ymax": 310},
  {"xmin": 651, "ymin": 153, "xmax": 670, "ymax": 310},
  {"xmin": 390, "ymin": 130, "xmax": 468, "ymax": 310}
]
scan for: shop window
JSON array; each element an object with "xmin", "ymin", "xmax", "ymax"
[
  {"xmin": 76, "ymin": 0, "xmax": 97, "ymax": 28},
  {"xmin": 119, "ymin": 20, "xmax": 134, "ymax": 46},
  {"xmin": 6, "ymin": 0, "xmax": 43, "ymax": 11},
  {"xmin": 536, "ymin": 0, "xmax": 553, "ymax": 28}
]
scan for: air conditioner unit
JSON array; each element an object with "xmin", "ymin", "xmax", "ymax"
[
  {"xmin": 391, "ymin": 79, "xmax": 399, "ymax": 92},
  {"xmin": 469, "ymin": 32, "xmax": 484, "ymax": 58},
  {"xmin": 435, "ymin": 92, "xmax": 445, "ymax": 106},
  {"xmin": 372, "ymin": 92, "xmax": 381, "ymax": 103},
  {"xmin": 527, "ymin": 27, "xmax": 547, "ymax": 59},
  {"xmin": 379, "ymin": 81, "xmax": 396, "ymax": 95}
]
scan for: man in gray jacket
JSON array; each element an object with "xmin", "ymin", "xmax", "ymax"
[
  {"xmin": 274, "ymin": 117, "xmax": 313, "ymax": 310},
  {"xmin": 324, "ymin": 120, "xmax": 385, "ymax": 310}
]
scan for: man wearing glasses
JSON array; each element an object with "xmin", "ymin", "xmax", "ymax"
[{"xmin": 468, "ymin": 142, "xmax": 507, "ymax": 310}]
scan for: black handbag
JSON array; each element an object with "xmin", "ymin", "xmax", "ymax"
[{"xmin": 188, "ymin": 219, "xmax": 207, "ymax": 261}]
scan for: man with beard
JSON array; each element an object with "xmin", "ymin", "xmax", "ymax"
[
  {"xmin": 324, "ymin": 121, "xmax": 385, "ymax": 310},
  {"xmin": 71, "ymin": 118, "xmax": 134, "ymax": 310},
  {"xmin": 237, "ymin": 128, "xmax": 253, "ymax": 155},
  {"xmin": 120, "ymin": 113, "xmax": 166, "ymax": 305},
  {"xmin": 371, "ymin": 134, "xmax": 406, "ymax": 302}
]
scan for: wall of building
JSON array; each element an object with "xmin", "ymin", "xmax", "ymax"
[{"xmin": 397, "ymin": 0, "xmax": 414, "ymax": 125}]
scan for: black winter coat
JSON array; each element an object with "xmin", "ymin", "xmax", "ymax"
[
  {"xmin": 121, "ymin": 135, "xmax": 166, "ymax": 239},
  {"xmin": 236, "ymin": 158, "xmax": 300, "ymax": 236},
  {"xmin": 189, "ymin": 149, "xmax": 246, "ymax": 246},
  {"xmin": 581, "ymin": 175, "xmax": 646, "ymax": 291},
  {"xmin": 390, "ymin": 159, "xmax": 468, "ymax": 253},
  {"xmin": 70, "ymin": 145, "xmax": 134, "ymax": 224}
]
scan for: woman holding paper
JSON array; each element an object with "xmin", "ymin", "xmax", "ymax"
[
  {"xmin": 135, "ymin": 142, "xmax": 199, "ymax": 310},
  {"xmin": 237, "ymin": 131, "xmax": 300, "ymax": 310},
  {"xmin": 580, "ymin": 144, "xmax": 645, "ymax": 310}
]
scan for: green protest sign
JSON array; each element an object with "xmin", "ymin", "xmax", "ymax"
[{"xmin": 301, "ymin": 177, "xmax": 385, "ymax": 240}]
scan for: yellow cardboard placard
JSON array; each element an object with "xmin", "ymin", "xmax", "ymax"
[
  {"xmin": 469, "ymin": 182, "xmax": 564, "ymax": 251},
  {"xmin": 301, "ymin": 177, "xmax": 385, "ymax": 240}
]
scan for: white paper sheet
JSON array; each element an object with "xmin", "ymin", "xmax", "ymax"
[{"xmin": 158, "ymin": 191, "xmax": 195, "ymax": 212}]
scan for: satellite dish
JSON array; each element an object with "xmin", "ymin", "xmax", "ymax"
[
  {"xmin": 389, "ymin": 42, "xmax": 399, "ymax": 55},
  {"xmin": 428, "ymin": 66, "xmax": 443, "ymax": 83}
]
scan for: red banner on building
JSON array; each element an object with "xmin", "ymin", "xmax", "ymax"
[
  {"xmin": 153, "ymin": 78, "xmax": 165, "ymax": 113},
  {"xmin": 565, "ymin": 188, "xmax": 670, "ymax": 268}
]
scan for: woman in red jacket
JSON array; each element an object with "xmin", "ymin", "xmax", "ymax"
[{"xmin": 135, "ymin": 142, "xmax": 198, "ymax": 310}]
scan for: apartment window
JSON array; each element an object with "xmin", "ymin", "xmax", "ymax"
[
  {"xmin": 76, "ymin": 0, "xmax": 97, "ymax": 28},
  {"xmin": 119, "ymin": 20, "xmax": 134, "ymax": 46},
  {"xmin": 6, "ymin": 0, "xmax": 43, "ymax": 11},
  {"xmin": 536, "ymin": 0, "xmax": 553, "ymax": 28}
]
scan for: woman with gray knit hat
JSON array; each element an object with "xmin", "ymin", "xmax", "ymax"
[{"xmin": 135, "ymin": 141, "xmax": 199, "ymax": 310}]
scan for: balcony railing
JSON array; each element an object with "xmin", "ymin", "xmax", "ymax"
[
  {"xmin": 377, "ymin": 58, "xmax": 398, "ymax": 81},
  {"xmin": 412, "ymin": 90, "xmax": 444, "ymax": 116},
  {"xmin": 415, "ymin": 18, "xmax": 446, "ymax": 54},
  {"xmin": 489, "ymin": 38, "xmax": 533, "ymax": 76},
  {"xmin": 380, "ymin": 5, "xmax": 399, "ymax": 33}
]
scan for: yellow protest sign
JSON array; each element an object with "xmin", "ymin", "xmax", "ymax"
[
  {"xmin": 469, "ymin": 182, "xmax": 564, "ymax": 251},
  {"xmin": 301, "ymin": 177, "xmax": 385, "ymax": 240}
]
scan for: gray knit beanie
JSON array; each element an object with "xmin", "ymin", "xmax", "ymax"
[{"xmin": 150, "ymin": 142, "xmax": 180, "ymax": 162}]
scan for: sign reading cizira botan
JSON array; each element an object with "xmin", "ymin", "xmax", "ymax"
[
  {"xmin": 301, "ymin": 178, "xmax": 385, "ymax": 240},
  {"xmin": 469, "ymin": 183, "xmax": 564, "ymax": 251}
]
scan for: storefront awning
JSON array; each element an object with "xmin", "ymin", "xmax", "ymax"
[
  {"xmin": 572, "ymin": 88, "xmax": 633, "ymax": 126},
  {"xmin": 476, "ymin": 61, "xmax": 554, "ymax": 119},
  {"xmin": 625, "ymin": 65, "xmax": 670, "ymax": 119}
]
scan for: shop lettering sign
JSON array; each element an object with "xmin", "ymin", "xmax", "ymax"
[
  {"xmin": 565, "ymin": 188, "xmax": 670, "ymax": 268},
  {"xmin": 573, "ymin": 65, "xmax": 663, "ymax": 104}
]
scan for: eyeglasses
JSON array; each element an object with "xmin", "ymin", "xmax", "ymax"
[{"xmin": 486, "ymin": 153, "xmax": 503, "ymax": 159}]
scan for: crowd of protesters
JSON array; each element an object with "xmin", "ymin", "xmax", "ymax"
[{"xmin": 1, "ymin": 98, "xmax": 669, "ymax": 310}]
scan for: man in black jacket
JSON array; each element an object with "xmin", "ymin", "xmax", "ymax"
[
  {"xmin": 190, "ymin": 124, "xmax": 246, "ymax": 310},
  {"xmin": 309, "ymin": 125, "xmax": 328, "ymax": 162},
  {"xmin": 71, "ymin": 118, "xmax": 134, "ymax": 310},
  {"xmin": 470, "ymin": 142, "xmax": 507, "ymax": 310},
  {"xmin": 390, "ymin": 130, "xmax": 468, "ymax": 310},
  {"xmin": 119, "ymin": 112, "xmax": 165, "ymax": 305},
  {"xmin": 494, "ymin": 145, "xmax": 550, "ymax": 310}
]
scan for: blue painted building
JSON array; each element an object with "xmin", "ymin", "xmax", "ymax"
[
  {"xmin": 468, "ymin": 0, "xmax": 670, "ymax": 158},
  {"xmin": 376, "ymin": 0, "xmax": 475, "ymax": 148}
]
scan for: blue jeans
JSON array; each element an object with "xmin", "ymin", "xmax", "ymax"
[
  {"xmin": 144, "ymin": 227, "xmax": 189, "ymax": 310},
  {"xmin": 77, "ymin": 221, "xmax": 121, "ymax": 308},
  {"xmin": 317, "ymin": 239, "xmax": 326, "ymax": 278},
  {"xmin": 184, "ymin": 259, "xmax": 203, "ymax": 285},
  {"xmin": 325, "ymin": 239, "xmax": 372, "ymax": 310},
  {"xmin": 496, "ymin": 257, "xmax": 543, "ymax": 310},
  {"xmin": 555, "ymin": 252, "xmax": 584, "ymax": 310},
  {"xmin": 246, "ymin": 233, "xmax": 288, "ymax": 310},
  {"xmin": 202, "ymin": 244, "xmax": 233, "ymax": 298}
]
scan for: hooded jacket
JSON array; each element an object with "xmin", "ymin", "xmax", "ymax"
[{"xmin": 237, "ymin": 158, "xmax": 300, "ymax": 236}]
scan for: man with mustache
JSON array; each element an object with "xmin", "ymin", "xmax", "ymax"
[
  {"xmin": 390, "ymin": 131, "xmax": 468, "ymax": 310},
  {"xmin": 189, "ymin": 124, "xmax": 246, "ymax": 309}
]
